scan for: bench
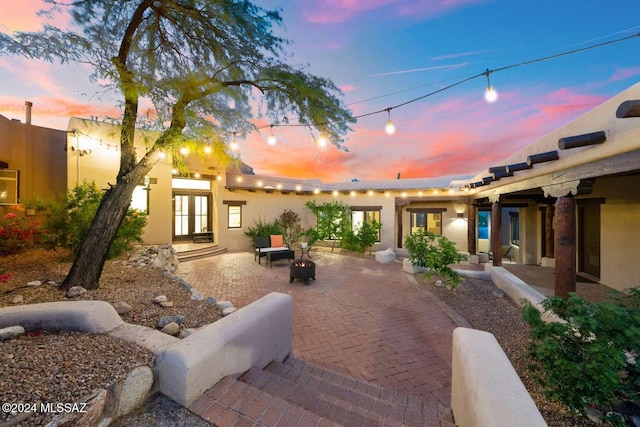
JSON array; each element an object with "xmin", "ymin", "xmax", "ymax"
[
  {"xmin": 192, "ymin": 232, "xmax": 213, "ymax": 244},
  {"xmin": 254, "ymin": 235, "xmax": 291, "ymax": 265}
]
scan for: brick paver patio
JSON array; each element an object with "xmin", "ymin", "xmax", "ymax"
[{"xmin": 176, "ymin": 251, "xmax": 457, "ymax": 406}]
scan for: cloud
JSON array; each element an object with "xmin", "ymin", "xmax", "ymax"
[
  {"xmin": 0, "ymin": 0, "xmax": 71, "ymax": 32},
  {"xmin": 370, "ymin": 62, "xmax": 468, "ymax": 77},
  {"xmin": 340, "ymin": 84, "xmax": 358, "ymax": 93},
  {"xmin": 303, "ymin": 0, "xmax": 487, "ymax": 24},
  {"xmin": 610, "ymin": 66, "xmax": 640, "ymax": 82},
  {"xmin": 430, "ymin": 49, "xmax": 502, "ymax": 61}
]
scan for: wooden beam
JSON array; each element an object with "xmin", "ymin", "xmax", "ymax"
[
  {"xmin": 527, "ymin": 150, "xmax": 559, "ymax": 166},
  {"xmin": 558, "ymin": 131, "xmax": 606, "ymax": 150},
  {"xmin": 616, "ymin": 100, "xmax": 640, "ymax": 118}
]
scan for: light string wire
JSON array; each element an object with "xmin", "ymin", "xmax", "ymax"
[{"xmin": 255, "ymin": 31, "xmax": 640, "ymax": 131}]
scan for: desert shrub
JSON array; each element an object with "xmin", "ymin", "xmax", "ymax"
[
  {"xmin": 523, "ymin": 291, "xmax": 640, "ymax": 421},
  {"xmin": 342, "ymin": 220, "xmax": 381, "ymax": 253},
  {"xmin": 0, "ymin": 209, "xmax": 42, "ymax": 255},
  {"xmin": 404, "ymin": 229, "xmax": 466, "ymax": 289},
  {"xmin": 28, "ymin": 181, "xmax": 146, "ymax": 259}
]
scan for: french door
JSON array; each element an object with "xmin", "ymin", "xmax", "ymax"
[{"xmin": 173, "ymin": 193, "xmax": 210, "ymax": 241}]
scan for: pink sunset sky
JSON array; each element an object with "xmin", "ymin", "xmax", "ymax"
[{"xmin": 1, "ymin": 0, "xmax": 639, "ymax": 182}]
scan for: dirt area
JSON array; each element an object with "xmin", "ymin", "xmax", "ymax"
[{"xmin": 0, "ymin": 248, "xmax": 222, "ymax": 426}]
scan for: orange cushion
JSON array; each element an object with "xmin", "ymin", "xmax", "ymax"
[{"xmin": 270, "ymin": 234, "xmax": 284, "ymax": 247}]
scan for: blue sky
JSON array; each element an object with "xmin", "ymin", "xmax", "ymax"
[{"xmin": 1, "ymin": 0, "xmax": 639, "ymax": 182}]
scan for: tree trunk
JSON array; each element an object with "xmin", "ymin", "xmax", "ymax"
[{"xmin": 60, "ymin": 160, "xmax": 153, "ymax": 290}]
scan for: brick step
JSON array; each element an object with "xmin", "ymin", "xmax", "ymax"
[
  {"xmin": 271, "ymin": 358, "xmax": 455, "ymax": 426},
  {"xmin": 189, "ymin": 375, "xmax": 339, "ymax": 426},
  {"xmin": 177, "ymin": 245, "xmax": 227, "ymax": 262},
  {"xmin": 239, "ymin": 366, "xmax": 430, "ymax": 426}
]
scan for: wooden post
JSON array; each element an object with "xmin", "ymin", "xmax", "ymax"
[
  {"xmin": 491, "ymin": 201, "xmax": 502, "ymax": 267},
  {"xmin": 545, "ymin": 204, "xmax": 554, "ymax": 258},
  {"xmin": 554, "ymin": 196, "xmax": 576, "ymax": 298},
  {"xmin": 468, "ymin": 203, "xmax": 477, "ymax": 255},
  {"xmin": 396, "ymin": 205, "xmax": 403, "ymax": 248}
]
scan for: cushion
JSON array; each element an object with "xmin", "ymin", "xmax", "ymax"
[{"xmin": 270, "ymin": 234, "xmax": 284, "ymax": 247}]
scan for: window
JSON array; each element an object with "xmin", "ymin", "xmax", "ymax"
[
  {"xmin": 351, "ymin": 206, "xmax": 381, "ymax": 241},
  {"xmin": 408, "ymin": 208, "xmax": 446, "ymax": 235},
  {"xmin": 223, "ymin": 200, "xmax": 246, "ymax": 229},
  {"xmin": 0, "ymin": 170, "xmax": 18, "ymax": 205},
  {"xmin": 510, "ymin": 212, "xmax": 520, "ymax": 245},
  {"xmin": 228, "ymin": 206, "xmax": 241, "ymax": 229},
  {"xmin": 130, "ymin": 185, "xmax": 149, "ymax": 213}
]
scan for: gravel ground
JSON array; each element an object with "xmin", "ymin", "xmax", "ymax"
[
  {"xmin": 414, "ymin": 273, "xmax": 598, "ymax": 427},
  {"xmin": 0, "ymin": 248, "xmax": 221, "ymax": 426}
]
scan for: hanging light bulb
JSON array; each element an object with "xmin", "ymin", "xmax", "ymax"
[
  {"xmin": 179, "ymin": 147, "xmax": 189, "ymax": 155},
  {"xmin": 230, "ymin": 132, "xmax": 239, "ymax": 151},
  {"xmin": 385, "ymin": 108, "xmax": 396, "ymax": 135},
  {"xmin": 267, "ymin": 125, "xmax": 277, "ymax": 146},
  {"xmin": 483, "ymin": 69, "xmax": 498, "ymax": 103},
  {"xmin": 204, "ymin": 145, "xmax": 212, "ymax": 154},
  {"xmin": 317, "ymin": 135, "xmax": 328, "ymax": 148}
]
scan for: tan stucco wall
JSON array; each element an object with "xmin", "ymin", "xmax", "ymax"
[
  {"xmin": 398, "ymin": 200, "xmax": 469, "ymax": 252},
  {"xmin": 215, "ymin": 185, "xmax": 398, "ymax": 253},
  {"xmin": 0, "ymin": 115, "xmax": 67, "ymax": 207},
  {"xmin": 586, "ymin": 175, "xmax": 640, "ymax": 291},
  {"xmin": 67, "ymin": 118, "xmax": 173, "ymax": 244}
]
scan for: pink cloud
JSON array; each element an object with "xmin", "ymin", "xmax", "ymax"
[
  {"xmin": 303, "ymin": 0, "xmax": 487, "ymax": 24},
  {"xmin": 0, "ymin": 0, "xmax": 71, "ymax": 32},
  {"xmin": 340, "ymin": 84, "xmax": 357, "ymax": 93},
  {"xmin": 610, "ymin": 66, "xmax": 640, "ymax": 82}
]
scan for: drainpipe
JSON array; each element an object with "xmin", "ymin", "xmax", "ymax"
[{"xmin": 25, "ymin": 101, "xmax": 33, "ymax": 125}]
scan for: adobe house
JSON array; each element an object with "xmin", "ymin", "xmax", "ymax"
[{"xmin": 2, "ymin": 82, "xmax": 639, "ymax": 293}]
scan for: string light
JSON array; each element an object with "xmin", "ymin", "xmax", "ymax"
[
  {"xmin": 483, "ymin": 69, "xmax": 498, "ymax": 103},
  {"xmin": 204, "ymin": 145, "xmax": 212, "ymax": 154},
  {"xmin": 384, "ymin": 108, "xmax": 396, "ymax": 135},
  {"xmin": 317, "ymin": 135, "xmax": 328, "ymax": 148},
  {"xmin": 267, "ymin": 125, "xmax": 277, "ymax": 146},
  {"xmin": 230, "ymin": 132, "xmax": 239, "ymax": 151},
  {"xmin": 179, "ymin": 147, "xmax": 189, "ymax": 155}
]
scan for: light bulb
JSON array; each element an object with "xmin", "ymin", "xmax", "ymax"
[
  {"xmin": 385, "ymin": 119, "xmax": 396, "ymax": 135},
  {"xmin": 267, "ymin": 133, "xmax": 277, "ymax": 146},
  {"xmin": 204, "ymin": 146, "xmax": 212, "ymax": 154},
  {"xmin": 158, "ymin": 151, "xmax": 166, "ymax": 159},
  {"xmin": 485, "ymin": 86, "xmax": 498, "ymax": 103},
  {"xmin": 230, "ymin": 141, "xmax": 239, "ymax": 151},
  {"xmin": 317, "ymin": 135, "xmax": 328, "ymax": 148},
  {"xmin": 179, "ymin": 147, "xmax": 188, "ymax": 155}
]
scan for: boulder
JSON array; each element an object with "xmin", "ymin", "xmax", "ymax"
[
  {"xmin": 375, "ymin": 248, "xmax": 396, "ymax": 264},
  {"xmin": 0, "ymin": 326, "xmax": 25, "ymax": 341}
]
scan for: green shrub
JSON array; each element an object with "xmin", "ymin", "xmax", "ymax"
[
  {"xmin": 404, "ymin": 229, "xmax": 466, "ymax": 289},
  {"xmin": 522, "ymin": 291, "xmax": 640, "ymax": 419},
  {"xmin": 305, "ymin": 200, "xmax": 351, "ymax": 252},
  {"xmin": 342, "ymin": 220, "xmax": 381, "ymax": 253},
  {"xmin": 28, "ymin": 181, "xmax": 146, "ymax": 259},
  {"xmin": 244, "ymin": 217, "xmax": 283, "ymax": 241}
]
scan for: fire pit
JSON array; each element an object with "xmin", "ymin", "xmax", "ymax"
[{"xmin": 289, "ymin": 259, "xmax": 316, "ymax": 285}]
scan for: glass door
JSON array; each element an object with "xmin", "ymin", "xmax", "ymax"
[{"xmin": 173, "ymin": 193, "xmax": 210, "ymax": 240}]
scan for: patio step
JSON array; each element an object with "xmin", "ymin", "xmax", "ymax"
[
  {"xmin": 189, "ymin": 358, "xmax": 455, "ymax": 426},
  {"xmin": 176, "ymin": 244, "xmax": 227, "ymax": 262}
]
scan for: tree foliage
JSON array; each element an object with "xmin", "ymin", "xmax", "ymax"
[
  {"xmin": 304, "ymin": 200, "xmax": 351, "ymax": 253},
  {"xmin": 404, "ymin": 229, "xmax": 466, "ymax": 289},
  {"xmin": 522, "ymin": 291, "xmax": 640, "ymax": 420},
  {"xmin": 1, "ymin": 0, "xmax": 354, "ymax": 289},
  {"xmin": 342, "ymin": 220, "xmax": 381, "ymax": 253}
]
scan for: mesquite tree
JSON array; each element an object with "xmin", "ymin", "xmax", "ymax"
[{"xmin": 1, "ymin": 0, "xmax": 353, "ymax": 289}]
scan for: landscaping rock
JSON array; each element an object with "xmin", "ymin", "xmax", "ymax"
[
  {"xmin": 66, "ymin": 286, "xmax": 87, "ymax": 298},
  {"xmin": 152, "ymin": 295, "xmax": 168, "ymax": 304},
  {"xmin": 159, "ymin": 301, "xmax": 174, "ymax": 308},
  {"xmin": 160, "ymin": 322, "xmax": 180, "ymax": 336},
  {"xmin": 152, "ymin": 245, "xmax": 180, "ymax": 273},
  {"xmin": 158, "ymin": 315, "xmax": 185, "ymax": 328},
  {"xmin": 117, "ymin": 366, "xmax": 154, "ymax": 417},
  {"xmin": 27, "ymin": 280, "xmax": 42, "ymax": 287},
  {"xmin": 216, "ymin": 300, "xmax": 234, "ymax": 310},
  {"xmin": 112, "ymin": 301, "xmax": 133, "ymax": 315},
  {"xmin": 179, "ymin": 328, "xmax": 196, "ymax": 339},
  {"xmin": 492, "ymin": 289, "xmax": 505, "ymax": 298},
  {"xmin": 190, "ymin": 289, "xmax": 203, "ymax": 301},
  {"xmin": 206, "ymin": 296, "xmax": 217, "ymax": 305},
  {"xmin": 222, "ymin": 307, "xmax": 236, "ymax": 317},
  {"xmin": 375, "ymin": 248, "xmax": 396, "ymax": 263},
  {"xmin": 0, "ymin": 325, "xmax": 25, "ymax": 341},
  {"xmin": 11, "ymin": 295, "xmax": 23, "ymax": 304}
]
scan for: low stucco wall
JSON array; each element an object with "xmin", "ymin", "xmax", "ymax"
[
  {"xmin": 155, "ymin": 292, "xmax": 292, "ymax": 407},
  {"xmin": 451, "ymin": 327, "xmax": 547, "ymax": 427}
]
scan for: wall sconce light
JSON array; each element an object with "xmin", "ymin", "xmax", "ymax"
[
  {"xmin": 143, "ymin": 175, "xmax": 152, "ymax": 191},
  {"xmin": 457, "ymin": 212, "xmax": 465, "ymax": 218}
]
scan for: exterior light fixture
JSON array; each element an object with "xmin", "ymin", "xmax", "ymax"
[
  {"xmin": 296, "ymin": 185, "xmax": 302, "ymax": 192},
  {"xmin": 143, "ymin": 175, "xmax": 151, "ymax": 191},
  {"xmin": 194, "ymin": 172, "xmax": 201, "ymax": 178},
  {"xmin": 179, "ymin": 147, "xmax": 189, "ymax": 155},
  {"xmin": 236, "ymin": 176, "xmax": 243, "ymax": 183},
  {"xmin": 257, "ymin": 180, "xmax": 263, "ymax": 187},
  {"xmin": 332, "ymin": 190, "xmax": 338, "ymax": 196},
  {"xmin": 267, "ymin": 125, "xmax": 277, "ymax": 146},
  {"xmin": 313, "ymin": 188, "xmax": 320, "ymax": 195},
  {"xmin": 401, "ymin": 191, "xmax": 407, "ymax": 198},
  {"xmin": 158, "ymin": 151, "xmax": 166, "ymax": 159},
  {"xmin": 350, "ymin": 191, "xmax": 356, "ymax": 197},
  {"xmin": 204, "ymin": 145, "xmax": 212, "ymax": 154},
  {"xmin": 317, "ymin": 135, "xmax": 328, "ymax": 148},
  {"xmin": 276, "ymin": 183, "xmax": 282, "ymax": 190},
  {"xmin": 385, "ymin": 108, "xmax": 396, "ymax": 135},
  {"xmin": 171, "ymin": 168, "xmax": 178, "ymax": 175},
  {"xmin": 457, "ymin": 212, "xmax": 465, "ymax": 218},
  {"xmin": 367, "ymin": 190, "xmax": 374, "ymax": 196},
  {"xmin": 483, "ymin": 68, "xmax": 498, "ymax": 103}
]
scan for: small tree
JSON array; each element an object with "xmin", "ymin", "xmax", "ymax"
[
  {"xmin": 404, "ymin": 229, "xmax": 466, "ymax": 289},
  {"xmin": 243, "ymin": 217, "xmax": 283, "ymax": 241},
  {"xmin": 277, "ymin": 210, "xmax": 304, "ymax": 248},
  {"xmin": 305, "ymin": 200, "xmax": 351, "ymax": 253}
]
